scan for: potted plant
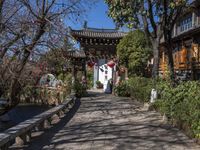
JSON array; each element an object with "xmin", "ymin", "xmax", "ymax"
[{"xmin": 96, "ymin": 81, "xmax": 103, "ymax": 89}]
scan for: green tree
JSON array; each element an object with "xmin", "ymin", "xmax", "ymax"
[
  {"xmin": 105, "ymin": 0, "xmax": 190, "ymax": 81},
  {"xmin": 117, "ymin": 30, "xmax": 152, "ymax": 76}
]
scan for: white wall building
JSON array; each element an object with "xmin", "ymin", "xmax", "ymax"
[{"xmin": 93, "ymin": 59, "xmax": 113, "ymax": 90}]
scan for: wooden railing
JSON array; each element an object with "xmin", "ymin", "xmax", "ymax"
[{"xmin": 0, "ymin": 95, "xmax": 76, "ymax": 150}]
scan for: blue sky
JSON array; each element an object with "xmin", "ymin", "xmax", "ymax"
[{"xmin": 68, "ymin": 0, "xmax": 116, "ymax": 29}]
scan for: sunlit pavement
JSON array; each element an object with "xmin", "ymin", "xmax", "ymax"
[{"xmin": 13, "ymin": 90, "xmax": 200, "ymax": 150}]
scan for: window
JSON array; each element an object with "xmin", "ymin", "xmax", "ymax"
[{"xmin": 180, "ymin": 15, "xmax": 192, "ymax": 32}]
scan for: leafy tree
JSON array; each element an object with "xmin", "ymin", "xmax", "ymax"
[
  {"xmin": 117, "ymin": 30, "xmax": 152, "ymax": 76},
  {"xmin": 105, "ymin": 0, "xmax": 190, "ymax": 80}
]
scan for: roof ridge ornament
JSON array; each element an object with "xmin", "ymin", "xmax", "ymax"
[{"xmin": 83, "ymin": 21, "xmax": 88, "ymax": 29}]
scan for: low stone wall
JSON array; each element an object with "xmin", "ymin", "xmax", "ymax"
[{"xmin": 0, "ymin": 95, "xmax": 76, "ymax": 150}]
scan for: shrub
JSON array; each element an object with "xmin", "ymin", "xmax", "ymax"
[
  {"xmin": 73, "ymin": 81, "xmax": 87, "ymax": 98},
  {"xmin": 96, "ymin": 81, "xmax": 103, "ymax": 89},
  {"xmin": 128, "ymin": 76, "xmax": 153, "ymax": 102},
  {"xmin": 154, "ymin": 81, "xmax": 200, "ymax": 139},
  {"xmin": 114, "ymin": 80, "xmax": 130, "ymax": 97},
  {"xmin": 87, "ymin": 70, "xmax": 94, "ymax": 89}
]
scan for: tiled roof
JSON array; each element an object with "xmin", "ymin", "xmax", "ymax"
[{"xmin": 70, "ymin": 28, "xmax": 126, "ymax": 39}]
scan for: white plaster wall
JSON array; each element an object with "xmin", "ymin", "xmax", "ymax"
[
  {"xmin": 99, "ymin": 64, "xmax": 105, "ymax": 84},
  {"xmin": 93, "ymin": 59, "xmax": 114, "ymax": 89},
  {"xmin": 99, "ymin": 64, "xmax": 113, "ymax": 87},
  {"xmin": 107, "ymin": 65, "xmax": 113, "ymax": 81},
  {"xmin": 98, "ymin": 59, "xmax": 106, "ymax": 85}
]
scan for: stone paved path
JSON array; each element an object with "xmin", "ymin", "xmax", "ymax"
[{"xmin": 13, "ymin": 91, "xmax": 200, "ymax": 150}]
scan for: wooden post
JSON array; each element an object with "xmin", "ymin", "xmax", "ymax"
[
  {"xmin": 82, "ymin": 59, "xmax": 87, "ymax": 88},
  {"xmin": 192, "ymin": 12, "xmax": 196, "ymax": 27},
  {"xmin": 173, "ymin": 23, "xmax": 177, "ymax": 37},
  {"xmin": 82, "ymin": 59, "xmax": 87, "ymax": 79}
]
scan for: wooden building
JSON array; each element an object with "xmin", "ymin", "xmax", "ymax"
[
  {"xmin": 160, "ymin": 1, "xmax": 200, "ymax": 80},
  {"xmin": 70, "ymin": 27, "xmax": 126, "ymax": 89}
]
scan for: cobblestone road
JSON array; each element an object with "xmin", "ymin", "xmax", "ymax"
[{"xmin": 13, "ymin": 91, "xmax": 200, "ymax": 150}]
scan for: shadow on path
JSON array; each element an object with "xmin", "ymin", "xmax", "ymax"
[
  {"xmin": 11, "ymin": 91, "xmax": 200, "ymax": 150},
  {"xmin": 10, "ymin": 99, "xmax": 81, "ymax": 150}
]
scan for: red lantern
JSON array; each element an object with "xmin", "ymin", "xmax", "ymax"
[
  {"xmin": 107, "ymin": 60, "xmax": 115, "ymax": 68},
  {"xmin": 87, "ymin": 61, "xmax": 95, "ymax": 68}
]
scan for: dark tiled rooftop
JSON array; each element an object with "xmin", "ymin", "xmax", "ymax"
[{"xmin": 70, "ymin": 28, "xmax": 126, "ymax": 39}]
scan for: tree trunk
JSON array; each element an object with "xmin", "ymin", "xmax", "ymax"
[
  {"xmin": 164, "ymin": 28, "xmax": 175, "ymax": 84},
  {"xmin": 0, "ymin": 0, "xmax": 5, "ymax": 32},
  {"xmin": 166, "ymin": 43, "xmax": 175, "ymax": 83},
  {"xmin": 8, "ymin": 25, "xmax": 45, "ymax": 107},
  {"xmin": 191, "ymin": 60, "xmax": 195, "ymax": 80},
  {"xmin": 151, "ymin": 40, "xmax": 160, "ymax": 78}
]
